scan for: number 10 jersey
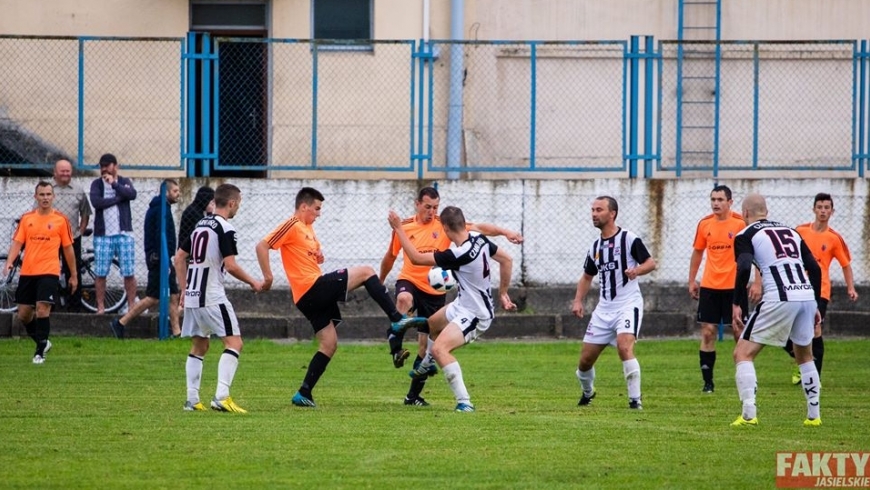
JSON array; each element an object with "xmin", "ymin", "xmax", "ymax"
[{"xmin": 179, "ymin": 215, "xmax": 239, "ymax": 308}]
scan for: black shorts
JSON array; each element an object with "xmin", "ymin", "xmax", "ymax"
[
  {"xmin": 16, "ymin": 274, "xmax": 59, "ymax": 306},
  {"xmin": 395, "ymin": 279, "xmax": 447, "ymax": 334},
  {"xmin": 295, "ymin": 269, "xmax": 349, "ymax": 333},
  {"xmin": 145, "ymin": 266, "xmax": 179, "ymax": 299},
  {"xmin": 697, "ymin": 287, "xmax": 747, "ymax": 325}
]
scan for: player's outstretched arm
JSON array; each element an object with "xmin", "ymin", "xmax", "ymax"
[
  {"xmin": 492, "ymin": 248, "xmax": 516, "ymax": 311},
  {"xmin": 471, "ymin": 222, "xmax": 524, "ymax": 244},
  {"xmin": 388, "ymin": 210, "xmax": 435, "ymax": 266}
]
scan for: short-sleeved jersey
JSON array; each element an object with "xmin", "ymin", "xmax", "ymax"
[
  {"xmin": 389, "ymin": 216, "xmax": 453, "ymax": 295},
  {"xmin": 179, "ymin": 215, "xmax": 238, "ymax": 308},
  {"xmin": 433, "ymin": 233, "xmax": 498, "ymax": 320},
  {"xmin": 734, "ymin": 220, "xmax": 816, "ymax": 303},
  {"xmin": 13, "ymin": 209, "xmax": 73, "ymax": 276},
  {"xmin": 692, "ymin": 211, "xmax": 745, "ymax": 290},
  {"xmin": 583, "ymin": 228, "xmax": 652, "ymax": 307},
  {"xmin": 263, "ymin": 217, "xmax": 322, "ymax": 303},
  {"xmin": 795, "ymin": 223, "xmax": 851, "ymax": 301}
]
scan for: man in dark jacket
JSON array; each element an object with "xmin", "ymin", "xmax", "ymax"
[
  {"xmin": 89, "ymin": 153, "xmax": 138, "ymax": 314},
  {"xmin": 110, "ymin": 179, "xmax": 181, "ymax": 339}
]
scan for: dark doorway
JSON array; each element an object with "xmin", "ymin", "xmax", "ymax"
[
  {"xmin": 189, "ymin": 1, "xmax": 268, "ymax": 178},
  {"xmin": 215, "ymin": 40, "xmax": 268, "ymax": 178}
]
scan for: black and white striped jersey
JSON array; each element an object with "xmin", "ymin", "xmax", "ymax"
[
  {"xmin": 583, "ymin": 228, "xmax": 652, "ymax": 305},
  {"xmin": 733, "ymin": 220, "xmax": 820, "ymax": 303},
  {"xmin": 433, "ymin": 232, "xmax": 499, "ymax": 320},
  {"xmin": 583, "ymin": 228, "xmax": 650, "ymax": 305},
  {"xmin": 179, "ymin": 215, "xmax": 238, "ymax": 308}
]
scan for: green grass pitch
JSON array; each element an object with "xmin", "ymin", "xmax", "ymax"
[{"xmin": 1, "ymin": 337, "xmax": 868, "ymax": 489}]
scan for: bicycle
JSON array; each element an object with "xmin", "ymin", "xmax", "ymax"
[{"xmin": 0, "ymin": 221, "xmax": 127, "ymax": 313}]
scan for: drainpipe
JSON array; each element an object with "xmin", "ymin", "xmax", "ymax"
[{"xmin": 446, "ymin": 0, "xmax": 464, "ymax": 180}]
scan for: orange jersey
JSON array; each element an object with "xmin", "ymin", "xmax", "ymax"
[
  {"xmin": 13, "ymin": 209, "xmax": 73, "ymax": 276},
  {"xmin": 692, "ymin": 211, "xmax": 745, "ymax": 290},
  {"xmin": 795, "ymin": 223, "xmax": 851, "ymax": 300},
  {"xmin": 263, "ymin": 217, "xmax": 322, "ymax": 303},
  {"xmin": 390, "ymin": 216, "xmax": 453, "ymax": 295},
  {"xmin": 389, "ymin": 216, "xmax": 474, "ymax": 295}
]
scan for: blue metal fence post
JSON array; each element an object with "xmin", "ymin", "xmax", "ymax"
[
  {"xmin": 311, "ymin": 40, "xmax": 318, "ymax": 169},
  {"xmin": 752, "ymin": 43, "xmax": 760, "ymax": 170},
  {"xmin": 185, "ymin": 33, "xmax": 197, "ymax": 177},
  {"xmin": 644, "ymin": 36, "xmax": 656, "ymax": 178},
  {"xmin": 78, "ymin": 38, "xmax": 85, "ymax": 168},
  {"xmin": 628, "ymin": 36, "xmax": 639, "ymax": 178},
  {"xmin": 201, "ymin": 33, "xmax": 212, "ymax": 177},
  {"xmin": 857, "ymin": 40, "xmax": 868, "ymax": 177},
  {"xmin": 158, "ymin": 180, "xmax": 169, "ymax": 340},
  {"xmin": 530, "ymin": 43, "xmax": 537, "ymax": 171}
]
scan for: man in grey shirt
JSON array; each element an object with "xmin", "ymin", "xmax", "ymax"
[{"xmin": 51, "ymin": 159, "xmax": 92, "ymax": 310}]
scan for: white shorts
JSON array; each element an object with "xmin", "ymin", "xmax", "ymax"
[
  {"xmin": 583, "ymin": 300, "xmax": 644, "ymax": 346},
  {"xmin": 742, "ymin": 300, "xmax": 816, "ymax": 347},
  {"xmin": 445, "ymin": 301, "xmax": 493, "ymax": 344},
  {"xmin": 182, "ymin": 303, "xmax": 240, "ymax": 338}
]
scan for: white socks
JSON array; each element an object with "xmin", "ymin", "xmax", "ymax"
[
  {"xmin": 622, "ymin": 358, "xmax": 641, "ymax": 401},
  {"xmin": 443, "ymin": 361, "xmax": 470, "ymax": 405},
  {"xmin": 576, "ymin": 367, "xmax": 595, "ymax": 396},
  {"xmin": 186, "ymin": 354, "xmax": 204, "ymax": 404},
  {"xmin": 735, "ymin": 361, "xmax": 757, "ymax": 420},
  {"xmin": 215, "ymin": 349, "xmax": 240, "ymax": 401},
  {"xmin": 799, "ymin": 361, "xmax": 821, "ymax": 420}
]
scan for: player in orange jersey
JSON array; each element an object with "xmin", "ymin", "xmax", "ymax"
[
  {"xmin": 3, "ymin": 182, "xmax": 77, "ymax": 364},
  {"xmin": 688, "ymin": 185, "xmax": 760, "ymax": 393},
  {"xmin": 786, "ymin": 192, "xmax": 858, "ymax": 382},
  {"xmin": 255, "ymin": 187, "xmax": 426, "ymax": 408},
  {"xmin": 379, "ymin": 186, "xmax": 523, "ymax": 406}
]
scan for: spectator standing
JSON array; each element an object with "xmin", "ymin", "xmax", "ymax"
[
  {"xmin": 49, "ymin": 158, "xmax": 91, "ymax": 311},
  {"xmin": 110, "ymin": 180, "xmax": 182, "ymax": 339},
  {"xmin": 89, "ymin": 153, "xmax": 137, "ymax": 314}
]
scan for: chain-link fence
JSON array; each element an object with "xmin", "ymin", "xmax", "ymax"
[
  {"xmin": 660, "ymin": 41, "xmax": 856, "ymax": 172},
  {"xmin": 2, "ymin": 178, "xmax": 867, "ymax": 301},
  {"xmin": 0, "ymin": 36, "xmax": 183, "ymax": 170},
  {"xmin": 4, "ymin": 36, "xmax": 870, "ymax": 176}
]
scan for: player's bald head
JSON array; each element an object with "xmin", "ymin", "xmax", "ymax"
[{"xmin": 741, "ymin": 193, "xmax": 768, "ymax": 221}]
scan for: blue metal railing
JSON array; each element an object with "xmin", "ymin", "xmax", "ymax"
[{"xmin": 4, "ymin": 35, "xmax": 870, "ymax": 177}]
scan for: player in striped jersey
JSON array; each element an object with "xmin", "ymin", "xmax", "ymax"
[
  {"xmin": 571, "ymin": 196, "xmax": 656, "ymax": 410},
  {"xmin": 688, "ymin": 185, "xmax": 761, "ymax": 393},
  {"xmin": 175, "ymin": 184, "xmax": 264, "ymax": 413},
  {"xmin": 730, "ymin": 194, "xmax": 823, "ymax": 427},
  {"xmin": 3, "ymin": 182, "xmax": 77, "ymax": 364},
  {"xmin": 379, "ymin": 186, "xmax": 523, "ymax": 407},
  {"xmin": 388, "ymin": 206, "xmax": 516, "ymax": 412},
  {"xmin": 784, "ymin": 193, "xmax": 858, "ymax": 383},
  {"xmin": 256, "ymin": 187, "xmax": 426, "ymax": 408}
]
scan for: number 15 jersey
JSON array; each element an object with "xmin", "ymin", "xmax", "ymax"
[
  {"xmin": 734, "ymin": 220, "xmax": 817, "ymax": 303},
  {"xmin": 179, "ymin": 215, "xmax": 239, "ymax": 308}
]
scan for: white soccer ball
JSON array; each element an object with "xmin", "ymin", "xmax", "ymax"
[{"xmin": 428, "ymin": 266, "xmax": 456, "ymax": 292}]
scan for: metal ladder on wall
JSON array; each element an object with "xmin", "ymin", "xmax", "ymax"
[{"xmin": 676, "ymin": 0, "xmax": 722, "ymax": 175}]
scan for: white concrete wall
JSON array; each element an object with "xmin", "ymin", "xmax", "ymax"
[{"xmin": 2, "ymin": 177, "xmax": 867, "ymax": 290}]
